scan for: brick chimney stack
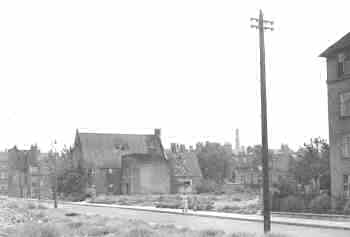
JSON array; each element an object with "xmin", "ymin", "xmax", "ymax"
[
  {"xmin": 170, "ymin": 143, "xmax": 177, "ymax": 153},
  {"xmin": 154, "ymin": 128, "xmax": 161, "ymax": 138}
]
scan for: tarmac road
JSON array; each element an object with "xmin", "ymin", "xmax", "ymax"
[{"xmin": 56, "ymin": 203, "xmax": 350, "ymax": 237}]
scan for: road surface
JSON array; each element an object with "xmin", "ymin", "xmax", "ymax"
[{"xmin": 55, "ymin": 203, "xmax": 350, "ymax": 237}]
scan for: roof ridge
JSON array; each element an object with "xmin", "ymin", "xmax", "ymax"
[{"xmin": 79, "ymin": 132, "xmax": 155, "ymax": 136}]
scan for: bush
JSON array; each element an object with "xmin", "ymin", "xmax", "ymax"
[
  {"xmin": 265, "ymin": 234, "xmax": 290, "ymax": 237},
  {"xmin": 188, "ymin": 196, "xmax": 214, "ymax": 211},
  {"xmin": 6, "ymin": 202, "xmax": 19, "ymax": 209},
  {"xmin": 196, "ymin": 179, "xmax": 219, "ymax": 194},
  {"xmin": 91, "ymin": 195, "xmax": 116, "ymax": 204},
  {"xmin": 229, "ymin": 233, "xmax": 256, "ymax": 237},
  {"xmin": 198, "ymin": 229, "xmax": 225, "ymax": 237},
  {"xmin": 57, "ymin": 166, "xmax": 87, "ymax": 198},
  {"xmin": 343, "ymin": 200, "xmax": 350, "ymax": 214},
  {"xmin": 279, "ymin": 195, "xmax": 306, "ymax": 211},
  {"xmin": 123, "ymin": 227, "xmax": 156, "ymax": 237},
  {"xmin": 308, "ymin": 193, "xmax": 331, "ymax": 212},
  {"xmin": 85, "ymin": 187, "xmax": 97, "ymax": 199},
  {"xmin": 38, "ymin": 204, "xmax": 48, "ymax": 210},
  {"xmin": 11, "ymin": 223, "xmax": 61, "ymax": 237},
  {"xmin": 27, "ymin": 202, "xmax": 37, "ymax": 209},
  {"xmin": 275, "ymin": 179, "xmax": 296, "ymax": 198}
]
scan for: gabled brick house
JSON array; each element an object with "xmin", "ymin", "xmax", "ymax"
[
  {"xmin": 0, "ymin": 152, "xmax": 8, "ymax": 195},
  {"xmin": 8, "ymin": 145, "xmax": 39, "ymax": 198},
  {"xmin": 320, "ymin": 32, "xmax": 350, "ymax": 201},
  {"xmin": 73, "ymin": 129, "xmax": 171, "ymax": 195},
  {"xmin": 167, "ymin": 145, "xmax": 202, "ymax": 194}
]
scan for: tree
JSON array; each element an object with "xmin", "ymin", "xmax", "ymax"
[
  {"xmin": 291, "ymin": 137, "xmax": 330, "ymax": 193},
  {"xmin": 197, "ymin": 142, "xmax": 231, "ymax": 184},
  {"xmin": 45, "ymin": 146, "xmax": 87, "ymax": 199}
]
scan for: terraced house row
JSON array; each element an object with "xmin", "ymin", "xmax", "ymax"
[
  {"xmin": 72, "ymin": 129, "xmax": 203, "ymax": 195},
  {"xmin": 0, "ymin": 129, "xmax": 203, "ymax": 197}
]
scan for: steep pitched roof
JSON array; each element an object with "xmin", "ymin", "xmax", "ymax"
[
  {"xmin": 0, "ymin": 152, "xmax": 7, "ymax": 162},
  {"xmin": 167, "ymin": 152, "xmax": 202, "ymax": 178},
  {"xmin": 76, "ymin": 131, "xmax": 166, "ymax": 168},
  {"xmin": 320, "ymin": 32, "xmax": 350, "ymax": 57}
]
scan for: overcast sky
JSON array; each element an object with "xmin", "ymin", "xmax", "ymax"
[{"xmin": 0, "ymin": 0, "xmax": 348, "ymax": 152}]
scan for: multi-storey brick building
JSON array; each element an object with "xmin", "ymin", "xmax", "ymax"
[
  {"xmin": 320, "ymin": 32, "xmax": 350, "ymax": 201},
  {"xmin": 0, "ymin": 152, "xmax": 8, "ymax": 195},
  {"xmin": 7, "ymin": 146, "xmax": 52, "ymax": 199}
]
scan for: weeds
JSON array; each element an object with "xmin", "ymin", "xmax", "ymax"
[
  {"xmin": 27, "ymin": 202, "xmax": 37, "ymax": 209},
  {"xmin": 198, "ymin": 229, "xmax": 225, "ymax": 237},
  {"xmin": 10, "ymin": 223, "xmax": 61, "ymax": 237},
  {"xmin": 123, "ymin": 227, "xmax": 156, "ymax": 237}
]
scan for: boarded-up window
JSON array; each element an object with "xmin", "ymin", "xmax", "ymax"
[
  {"xmin": 341, "ymin": 134, "xmax": 350, "ymax": 158},
  {"xmin": 340, "ymin": 92, "xmax": 350, "ymax": 117},
  {"xmin": 344, "ymin": 175, "xmax": 350, "ymax": 197},
  {"xmin": 344, "ymin": 60, "xmax": 350, "ymax": 75}
]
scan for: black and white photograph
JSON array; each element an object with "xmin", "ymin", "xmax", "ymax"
[{"xmin": 0, "ymin": 1, "xmax": 350, "ymax": 236}]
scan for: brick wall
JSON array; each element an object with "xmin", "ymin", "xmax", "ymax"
[{"xmin": 122, "ymin": 155, "xmax": 170, "ymax": 194}]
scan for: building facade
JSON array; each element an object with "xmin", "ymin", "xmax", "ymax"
[
  {"xmin": 7, "ymin": 146, "xmax": 51, "ymax": 199},
  {"xmin": 73, "ymin": 129, "xmax": 171, "ymax": 195},
  {"xmin": 0, "ymin": 152, "xmax": 8, "ymax": 195},
  {"xmin": 167, "ymin": 144, "xmax": 203, "ymax": 194},
  {"xmin": 321, "ymin": 32, "xmax": 350, "ymax": 200},
  {"xmin": 8, "ymin": 145, "xmax": 39, "ymax": 198}
]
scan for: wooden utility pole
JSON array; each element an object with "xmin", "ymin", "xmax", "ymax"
[
  {"xmin": 250, "ymin": 10, "xmax": 274, "ymax": 233},
  {"xmin": 52, "ymin": 140, "xmax": 58, "ymax": 208}
]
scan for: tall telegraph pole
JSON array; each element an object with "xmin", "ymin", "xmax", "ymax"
[
  {"xmin": 250, "ymin": 10, "xmax": 274, "ymax": 233},
  {"xmin": 52, "ymin": 140, "xmax": 58, "ymax": 208}
]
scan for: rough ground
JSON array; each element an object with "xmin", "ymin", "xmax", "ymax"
[
  {"xmin": 0, "ymin": 197, "xmax": 287, "ymax": 237},
  {"xmin": 89, "ymin": 192, "xmax": 261, "ymax": 214}
]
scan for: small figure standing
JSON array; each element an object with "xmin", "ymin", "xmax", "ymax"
[
  {"xmin": 182, "ymin": 193, "xmax": 188, "ymax": 213},
  {"xmin": 192, "ymin": 196, "xmax": 198, "ymax": 211}
]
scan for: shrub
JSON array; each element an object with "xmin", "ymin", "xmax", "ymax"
[
  {"xmin": 65, "ymin": 212, "xmax": 80, "ymax": 217},
  {"xmin": 84, "ymin": 226, "xmax": 113, "ymax": 236},
  {"xmin": 35, "ymin": 211, "xmax": 47, "ymax": 219},
  {"xmin": 91, "ymin": 195, "xmax": 116, "ymax": 204},
  {"xmin": 265, "ymin": 234, "xmax": 290, "ymax": 237},
  {"xmin": 6, "ymin": 202, "xmax": 19, "ymax": 209},
  {"xmin": 188, "ymin": 196, "xmax": 214, "ymax": 211},
  {"xmin": 85, "ymin": 187, "xmax": 97, "ymax": 199},
  {"xmin": 196, "ymin": 179, "xmax": 218, "ymax": 194},
  {"xmin": 279, "ymin": 195, "xmax": 306, "ymax": 211},
  {"xmin": 229, "ymin": 233, "xmax": 256, "ymax": 237},
  {"xmin": 11, "ymin": 223, "xmax": 61, "ymax": 237},
  {"xmin": 198, "ymin": 229, "xmax": 225, "ymax": 237},
  {"xmin": 343, "ymin": 200, "xmax": 350, "ymax": 214},
  {"xmin": 308, "ymin": 193, "xmax": 331, "ymax": 212},
  {"xmin": 123, "ymin": 227, "xmax": 156, "ymax": 237},
  {"xmin": 27, "ymin": 202, "xmax": 37, "ymax": 209},
  {"xmin": 65, "ymin": 192, "xmax": 87, "ymax": 202},
  {"xmin": 67, "ymin": 221, "xmax": 83, "ymax": 229},
  {"xmin": 275, "ymin": 179, "xmax": 297, "ymax": 198},
  {"xmin": 57, "ymin": 166, "xmax": 87, "ymax": 198},
  {"xmin": 38, "ymin": 204, "xmax": 48, "ymax": 209}
]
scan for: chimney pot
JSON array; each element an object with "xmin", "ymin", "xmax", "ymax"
[
  {"xmin": 154, "ymin": 128, "xmax": 161, "ymax": 138},
  {"xmin": 171, "ymin": 143, "xmax": 177, "ymax": 153}
]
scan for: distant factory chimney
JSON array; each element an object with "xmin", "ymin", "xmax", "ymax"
[{"xmin": 235, "ymin": 128, "xmax": 240, "ymax": 152}]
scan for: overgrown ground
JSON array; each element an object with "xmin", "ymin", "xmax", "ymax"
[
  {"xmin": 88, "ymin": 192, "xmax": 261, "ymax": 214},
  {"xmin": 0, "ymin": 197, "xmax": 289, "ymax": 237}
]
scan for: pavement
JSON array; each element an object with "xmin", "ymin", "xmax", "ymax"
[
  {"xmin": 39, "ymin": 199, "xmax": 350, "ymax": 231},
  {"xmin": 44, "ymin": 201, "xmax": 350, "ymax": 237}
]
